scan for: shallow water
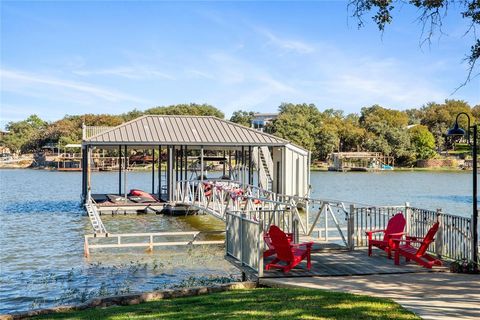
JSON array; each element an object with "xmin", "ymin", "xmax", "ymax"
[
  {"xmin": 0, "ymin": 169, "xmax": 236, "ymax": 314},
  {"xmin": 0, "ymin": 169, "xmax": 477, "ymax": 313}
]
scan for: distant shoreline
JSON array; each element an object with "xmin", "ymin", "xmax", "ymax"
[{"xmin": 0, "ymin": 164, "xmax": 471, "ymax": 173}]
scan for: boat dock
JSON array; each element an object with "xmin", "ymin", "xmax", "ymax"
[{"xmin": 80, "ymin": 115, "xmax": 477, "ymax": 283}]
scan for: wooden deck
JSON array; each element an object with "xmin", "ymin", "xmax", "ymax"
[{"xmin": 261, "ymin": 248, "xmax": 448, "ymax": 278}]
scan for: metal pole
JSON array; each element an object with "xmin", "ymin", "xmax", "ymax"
[
  {"xmin": 158, "ymin": 146, "xmax": 162, "ymax": 200},
  {"xmin": 200, "ymin": 147, "xmax": 204, "ymax": 181},
  {"xmin": 248, "ymin": 146, "xmax": 252, "ymax": 185},
  {"xmin": 151, "ymin": 148, "xmax": 155, "ymax": 195},
  {"xmin": 124, "ymin": 145, "xmax": 127, "ymax": 202},
  {"xmin": 223, "ymin": 150, "xmax": 226, "ymax": 177},
  {"xmin": 184, "ymin": 146, "xmax": 188, "ymax": 180},
  {"xmin": 180, "ymin": 146, "xmax": 183, "ymax": 180},
  {"xmin": 473, "ymin": 125, "xmax": 478, "ymax": 263},
  {"xmin": 118, "ymin": 145, "xmax": 122, "ymax": 195}
]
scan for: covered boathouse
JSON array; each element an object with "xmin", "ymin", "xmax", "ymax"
[{"xmin": 81, "ymin": 115, "xmax": 310, "ymax": 213}]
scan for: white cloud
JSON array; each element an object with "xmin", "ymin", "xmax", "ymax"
[
  {"xmin": 1, "ymin": 68, "xmax": 149, "ymax": 103},
  {"xmin": 255, "ymin": 27, "xmax": 315, "ymax": 54},
  {"xmin": 73, "ymin": 66, "xmax": 174, "ymax": 80}
]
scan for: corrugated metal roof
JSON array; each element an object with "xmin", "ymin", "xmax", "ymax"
[{"xmin": 83, "ymin": 115, "xmax": 291, "ymax": 147}]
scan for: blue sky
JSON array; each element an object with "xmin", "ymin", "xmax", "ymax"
[{"xmin": 1, "ymin": 1, "xmax": 479, "ymax": 128}]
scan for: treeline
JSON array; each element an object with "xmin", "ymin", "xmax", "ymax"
[
  {"xmin": 1, "ymin": 104, "xmax": 223, "ymax": 154},
  {"xmin": 231, "ymin": 99, "xmax": 479, "ymax": 165},
  {"xmin": 1, "ymin": 100, "xmax": 478, "ymax": 166}
]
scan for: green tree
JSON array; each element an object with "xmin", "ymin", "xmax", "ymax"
[
  {"xmin": 145, "ymin": 103, "xmax": 224, "ymax": 118},
  {"xmin": 360, "ymin": 105, "xmax": 409, "ymax": 130},
  {"xmin": 230, "ymin": 110, "xmax": 255, "ymax": 127},
  {"xmin": 272, "ymin": 103, "xmax": 322, "ymax": 154},
  {"xmin": 408, "ymin": 125, "xmax": 436, "ymax": 160},
  {"xmin": 2, "ymin": 115, "xmax": 47, "ymax": 153},
  {"xmin": 420, "ymin": 99, "xmax": 473, "ymax": 148}
]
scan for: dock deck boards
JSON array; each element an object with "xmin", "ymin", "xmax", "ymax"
[{"xmin": 262, "ymin": 248, "xmax": 448, "ymax": 278}]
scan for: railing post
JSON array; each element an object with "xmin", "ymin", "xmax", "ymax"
[
  {"xmin": 348, "ymin": 204, "xmax": 355, "ymax": 251},
  {"xmin": 257, "ymin": 219, "xmax": 264, "ymax": 278},
  {"xmin": 240, "ymin": 213, "xmax": 245, "ymax": 267},
  {"xmin": 405, "ymin": 202, "xmax": 411, "ymax": 235},
  {"xmin": 435, "ymin": 208, "xmax": 444, "ymax": 258}
]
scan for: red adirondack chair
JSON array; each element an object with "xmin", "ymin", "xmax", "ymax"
[
  {"xmin": 393, "ymin": 221, "xmax": 442, "ymax": 269},
  {"xmin": 366, "ymin": 212, "xmax": 406, "ymax": 258},
  {"xmin": 265, "ymin": 225, "xmax": 313, "ymax": 273},
  {"xmin": 263, "ymin": 230, "xmax": 293, "ymax": 258}
]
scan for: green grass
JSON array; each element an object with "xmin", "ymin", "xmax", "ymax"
[{"xmin": 33, "ymin": 288, "xmax": 419, "ymax": 320}]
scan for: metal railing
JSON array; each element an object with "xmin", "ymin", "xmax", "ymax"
[
  {"xmin": 84, "ymin": 231, "xmax": 224, "ymax": 257},
  {"xmin": 174, "ymin": 179, "xmax": 305, "ymax": 233},
  {"xmin": 348, "ymin": 204, "xmax": 474, "ymax": 261},
  {"xmin": 225, "ymin": 212, "xmax": 264, "ymax": 277}
]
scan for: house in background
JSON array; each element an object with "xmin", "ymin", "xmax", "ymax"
[{"xmin": 251, "ymin": 113, "xmax": 278, "ymax": 132}]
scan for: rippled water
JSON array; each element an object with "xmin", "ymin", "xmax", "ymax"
[
  {"xmin": 310, "ymin": 170, "xmax": 476, "ymax": 216},
  {"xmin": 0, "ymin": 169, "xmax": 237, "ymax": 314},
  {"xmin": 0, "ymin": 169, "xmax": 477, "ymax": 313}
]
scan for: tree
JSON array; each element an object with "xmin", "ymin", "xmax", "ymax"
[
  {"xmin": 360, "ymin": 105, "xmax": 409, "ymax": 131},
  {"xmin": 272, "ymin": 103, "xmax": 322, "ymax": 153},
  {"xmin": 230, "ymin": 110, "xmax": 255, "ymax": 127},
  {"xmin": 409, "ymin": 124, "xmax": 436, "ymax": 160},
  {"xmin": 420, "ymin": 99, "xmax": 473, "ymax": 148},
  {"xmin": 1, "ymin": 115, "xmax": 47, "ymax": 153},
  {"xmin": 348, "ymin": 0, "xmax": 479, "ymax": 84},
  {"xmin": 145, "ymin": 103, "xmax": 224, "ymax": 118}
]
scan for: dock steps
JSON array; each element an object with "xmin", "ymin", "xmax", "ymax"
[{"xmin": 85, "ymin": 199, "xmax": 107, "ymax": 234}]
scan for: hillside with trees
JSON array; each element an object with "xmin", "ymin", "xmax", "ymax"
[{"xmin": 1, "ymin": 100, "xmax": 478, "ymax": 166}]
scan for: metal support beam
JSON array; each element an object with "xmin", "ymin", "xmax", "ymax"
[
  {"xmin": 200, "ymin": 147, "xmax": 204, "ymax": 181},
  {"xmin": 118, "ymin": 145, "xmax": 122, "ymax": 195},
  {"xmin": 151, "ymin": 148, "xmax": 155, "ymax": 195},
  {"xmin": 158, "ymin": 145, "xmax": 162, "ymax": 199},
  {"xmin": 167, "ymin": 146, "xmax": 174, "ymax": 201},
  {"xmin": 124, "ymin": 145, "xmax": 128, "ymax": 201},
  {"xmin": 81, "ymin": 145, "xmax": 87, "ymax": 201}
]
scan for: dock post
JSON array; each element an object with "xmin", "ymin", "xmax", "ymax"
[
  {"xmin": 347, "ymin": 204, "xmax": 355, "ymax": 251},
  {"xmin": 257, "ymin": 219, "xmax": 264, "ymax": 278},
  {"xmin": 435, "ymin": 208, "xmax": 444, "ymax": 258},
  {"xmin": 81, "ymin": 145, "xmax": 87, "ymax": 201},
  {"xmin": 151, "ymin": 148, "xmax": 155, "ymax": 195},
  {"xmin": 405, "ymin": 202, "xmax": 411, "ymax": 235},
  {"xmin": 118, "ymin": 145, "xmax": 122, "ymax": 196},
  {"xmin": 167, "ymin": 146, "xmax": 174, "ymax": 202},
  {"xmin": 84, "ymin": 236, "xmax": 90, "ymax": 258}
]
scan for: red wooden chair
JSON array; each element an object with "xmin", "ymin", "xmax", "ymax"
[
  {"xmin": 263, "ymin": 229, "xmax": 293, "ymax": 258},
  {"xmin": 393, "ymin": 221, "xmax": 442, "ymax": 269},
  {"xmin": 366, "ymin": 212, "xmax": 406, "ymax": 258},
  {"xmin": 265, "ymin": 225, "xmax": 313, "ymax": 273}
]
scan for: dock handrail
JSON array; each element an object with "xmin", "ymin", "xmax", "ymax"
[
  {"xmin": 84, "ymin": 231, "xmax": 225, "ymax": 257},
  {"xmin": 174, "ymin": 179, "xmax": 306, "ymax": 234},
  {"xmin": 85, "ymin": 195, "xmax": 107, "ymax": 234}
]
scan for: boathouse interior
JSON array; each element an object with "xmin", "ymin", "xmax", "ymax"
[{"xmin": 81, "ymin": 115, "xmax": 310, "ymax": 212}]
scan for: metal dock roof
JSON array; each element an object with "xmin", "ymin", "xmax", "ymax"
[{"xmin": 83, "ymin": 115, "xmax": 290, "ymax": 147}]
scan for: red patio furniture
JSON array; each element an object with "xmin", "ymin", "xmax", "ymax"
[
  {"xmin": 393, "ymin": 221, "xmax": 442, "ymax": 269},
  {"xmin": 265, "ymin": 225, "xmax": 313, "ymax": 273},
  {"xmin": 366, "ymin": 212, "xmax": 406, "ymax": 258},
  {"xmin": 263, "ymin": 229, "xmax": 294, "ymax": 258}
]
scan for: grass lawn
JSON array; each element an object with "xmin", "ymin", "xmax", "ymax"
[{"xmin": 34, "ymin": 288, "xmax": 419, "ymax": 320}]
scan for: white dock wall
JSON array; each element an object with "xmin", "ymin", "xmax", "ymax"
[{"xmin": 272, "ymin": 144, "xmax": 310, "ymax": 197}]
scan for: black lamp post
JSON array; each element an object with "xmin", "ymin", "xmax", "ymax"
[{"xmin": 447, "ymin": 112, "xmax": 478, "ymax": 263}]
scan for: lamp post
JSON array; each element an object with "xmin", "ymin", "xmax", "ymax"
[{"xmin": 447, "ymin": 112, "xmax": 478, "ymax": 264}]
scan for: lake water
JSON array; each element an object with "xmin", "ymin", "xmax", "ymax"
[{"xmin": 0, "ymin": 169, "xmax": 476, "ymax": 313}]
